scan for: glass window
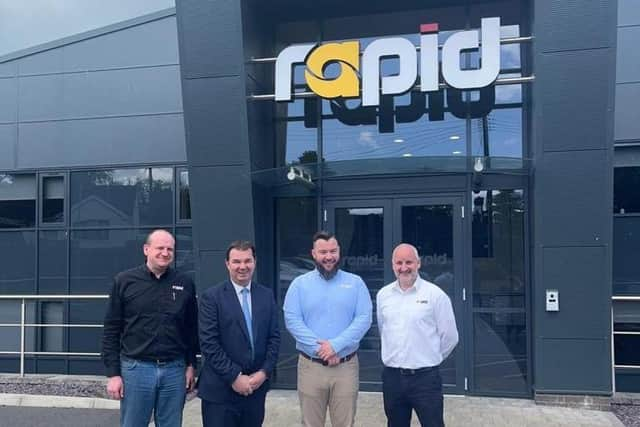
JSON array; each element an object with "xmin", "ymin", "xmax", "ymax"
[
  {"xmin": 613, "ymin": 216, "xmax": 640, "ymax": 295},
  {"xmin": 42, "ymin": 175, "xmax": 65, "ymax": 224},
  {"xmin": 39, "ymin": 230, "xmax": 68, "ymax": 294},
  {"xmin": 40, "ymin": 302, "xmax": 64, "ymax": 352},
  {"xmin": 275, "ymin": 198, "xmax": 317, "ymax": 387},
  {"xmin": 472, "ymin": 189, "xmax": 527, "ymax": 395},
  {"xmin": 176, "ymin": 227, "xmax": 195, "ymax": 281},
  {"xmin": 70, "ymin": 168, "xmax": 173, "ymax": 227},
  {"xmin": 276, "ymin": 120, "xmax": 318, "ymax": 167},
  {"xmin": 178, "ymin": 169, "xmax": 191, "ymax": 221},
  {"xmin": 471, "ymin": 108, "xmax": 523, "ymax": 158},
  {"xmin": 0, "ymin": 174, "xmax": 36, "ymax": 228},
  {"xmin": 0, "ymin": 231, "xmax": 36, "ymax": 293},
  {"xmin": 614, "ymin": 167, "xmax": 640, "ymax": 214},
  {"xmin": 70, "ymin": 229, "xmax": 151, "ymax": 294}
]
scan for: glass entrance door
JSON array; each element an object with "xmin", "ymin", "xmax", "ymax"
[{"xmin": 325, "ymin": 197, "xmax": 465, "ymax": 393}]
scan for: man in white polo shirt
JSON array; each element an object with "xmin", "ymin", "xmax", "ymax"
[{"xmin": 376, "ymin": 243, "xmax": 458, "ymax": 427}]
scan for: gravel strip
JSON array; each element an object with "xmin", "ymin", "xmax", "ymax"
[
  {"xmin": 0, "ymin": 375, "xmax": 107, "ymax": 399},
  {"xmin": 612, "ymin": 403, "xmax": 640, "ymax": 427}
]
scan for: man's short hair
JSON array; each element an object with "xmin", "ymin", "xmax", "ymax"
[
  {"xmin": 312, "ymin": 231, "xmax": 336, "ymax": 244},
  {"xmin": 225, "ymin": 240, "xmax": 256, "ymax": 260}
]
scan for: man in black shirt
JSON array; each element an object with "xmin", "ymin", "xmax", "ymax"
[{"xmin": 102, "ymin": 229, "xmax": 198, "ymax": 427}]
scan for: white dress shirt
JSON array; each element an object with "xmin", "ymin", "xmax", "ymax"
[
  {"xmin": 376, "ymin": 276, "xmax": 459, "ymax": 369},
  {"xmin": 232, "ymin": 281, "xmax": 252, "ymax": 313}
]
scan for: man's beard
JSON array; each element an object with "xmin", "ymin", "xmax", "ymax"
[{"xmin": 315, "ymin": 260, "xmax": 339, "ymax": 280}]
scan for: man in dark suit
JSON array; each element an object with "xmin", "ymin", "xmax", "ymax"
[{"xmin": 198, "ymin": 240, "xmax": 281, "ymax": 427}]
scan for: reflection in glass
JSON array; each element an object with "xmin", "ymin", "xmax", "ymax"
[
  {"xmin": 0, "ymin": 301, "xmax": 36, "ymax": 353},
  {"xmin": 335, "ymin": 206, "xmax": 384, "ymax": 386},
  {"xmin": 613, "ymin": 216, "xmax": 640, "ymax": 295},
  {"xmin": 276, "ymin": 120, "xmax": 318, "ymax": 167},
  {"xmin": 176, "ymin": 227, "xmax": 195, "ymax": 281},
  {"xmin": 323, "ymin": 112, "xmax": 466, "ymax": 161},
  {"xmin": 471, "ymin": 108, "xmax": 523, "ymax": 158},
  {"xmin": 179, "ymin": 169, "xmax": 191, "ymax": 221},
  {"xmin": 40, "ymin": 302, "xmax": 64, "ymax": 352},
  {"xmin": 0, "ymin": 231, "xmax": 36, "ymax": 293},
  {"xmin": 70, "ymin": 229, "xmax": 150, "ymax": 294},
  {"xmin": 39, "ymin": 230, "xmax": 68, "ymax": 294},
  {"xmin": 0, "ymin": 174, "xmax": 36, "ymax": 228},
  {"xmin": 472, "ymin": 189, "xmax": 527, "ymax": 395},
  {"xmin": 275, "ymin": 198, "xmax": 317, "ymax": 387},
  {"xmin": 70, "ymin": 168, "xmax": 173, "ymax": 227},
  {"xmin": 614, "ymin": 167, "xmax": 640, "ymax": 214},
  {"xmin": 42, "ymin": 176, "xmax": 65, "ymax": 224},
  {"xmin": 401, "ymin": 204, "xmax": 457, "ymax": 387}
]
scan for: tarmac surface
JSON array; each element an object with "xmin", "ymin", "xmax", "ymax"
[{"xmin": 0, "ymin": 388, "xmax": 633, "ymax": 427}]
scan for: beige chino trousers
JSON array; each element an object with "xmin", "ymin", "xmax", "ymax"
[{"xmin": 297, "ymin": 354, "xmax": 359, "ymax": 427}]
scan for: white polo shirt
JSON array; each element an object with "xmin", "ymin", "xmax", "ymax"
[{"xmin": 376, "ymin": 276, "xmax": 459, "ymax": 369}]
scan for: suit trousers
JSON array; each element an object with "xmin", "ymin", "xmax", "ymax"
[
  {"xmin": 201, "ymin": 386, "xmax": 267, "ymax": 427},
  {"xmin": 382, "ymin": 366, "xmax": 444, "ymax": 427},
  {"xmin": 297, "ymin": 354, "xmax": 359, "ymax": 427}
]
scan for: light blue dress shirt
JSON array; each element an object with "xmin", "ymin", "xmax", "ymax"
[{"xmin": 283, "ymin": 269, "xmax": 373, "ymax": 358}]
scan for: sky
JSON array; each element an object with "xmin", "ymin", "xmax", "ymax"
[{"xmin": 0, "ymin": 0, "xmax": 175, "ymax": 57}]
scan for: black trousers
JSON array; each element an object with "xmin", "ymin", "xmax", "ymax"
[
  {"xmin": 201, "ymin": 388, "xmax": 267, "ymax": 427},
  {"xmin": 382, "ymin": 366, "xmax": 444, "ymax": 427}
]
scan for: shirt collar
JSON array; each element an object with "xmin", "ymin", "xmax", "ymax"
[
  {"xmin": 231, "ymin": 280, "xmax": 252, "ymax": 294},
  {"xmin": 143, "ymin": 264, "xmax": 172, "ymax": 280},
  {"xmin": 393, "ymin": 276, "xmax": 423, "ymax": 294}
]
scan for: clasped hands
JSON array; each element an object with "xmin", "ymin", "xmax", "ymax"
[
  {"xmin": 232, "ymin": 370, "xmax": 266, "ymax": 396},
  {"xmin": 316, "ymin": 339, "xmax": 340, "ymax": 366}
]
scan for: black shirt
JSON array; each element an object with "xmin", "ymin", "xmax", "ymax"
[{"xmin": 101, "ymin": 264, "xmax": 199, "ymax": 377}]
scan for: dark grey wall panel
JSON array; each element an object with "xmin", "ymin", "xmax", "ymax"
[
  {"xmin": 16, "ymin": 114, "xmax": 186, "ymax": 169},
  {"xmin": 534, "ymin": 151, "xmax": 611, "ymax": 245},
  {"xmin": 615, "ymin": 83, "xmax": 640, "ymax": 142},
  {"xmin": 19, "ymin": 66, "xmax": 182, "ymax": 121},
  {"xmin": 188, "ymin": 166, "xmax": 255, "ymax": 249},
  {"xmin": 616, "ymin": 26, "xmax": 640, "ymax": 84},
  {"xmin": 537, "ymin": 49, "xmax": 614, "ymax": 152},
  {"xmin": 538, "ymin": 246, "xmax": 609, "ymax": 338},
  {"xmin": 176, "ymin": 0, "xmax": 243, "ymax": 79},
  {"xmin": 0, "ymin": 124, "xmax": 16, "ymax": 170},
  {"xmin": 536, "ymin": 0, "xmax": 616, "ymax": 52},
  {"xmin": 536, "ymin": 338, "xmax": 611, "ymax": 392},
  {"xmin": 181, "ymin": 76, "xmax": 249, "ymax": 166},
  {"xmin": 197, "ymin": 250, "xmax": 228, "ymax": 293},
  {"xmin": 62, "ymin": 17, "xmax": 179, "ymax": 72},
  {"xmin": 0, "ymin": 78, "xmax": 17, "ymax": 123},
  {"xmin": 618, "ymin": 0, "xmax": 640, "ymax": 26}
]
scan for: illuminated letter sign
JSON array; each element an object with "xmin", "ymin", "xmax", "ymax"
[{"xmin": 275, "ymin": 17, "xmax": 501, "ymax": 105}]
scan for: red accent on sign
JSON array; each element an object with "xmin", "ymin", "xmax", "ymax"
[{"xmin": 420, "ymin": 23, "xmax": 439, "ymax": 34}]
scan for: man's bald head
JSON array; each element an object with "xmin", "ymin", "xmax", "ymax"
[{"xmin": 392, "ymin": 243, "xmax": 421, "ymax": 289}]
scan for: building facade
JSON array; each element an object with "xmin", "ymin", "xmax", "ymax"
[{"xmin": 0, "ymin": 0, "xmax": 637, "ymax": 400}]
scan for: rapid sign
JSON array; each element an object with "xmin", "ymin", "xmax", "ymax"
[{"xmin": 275, "ymin": 17, "xmax": 501, "ymax": 106}]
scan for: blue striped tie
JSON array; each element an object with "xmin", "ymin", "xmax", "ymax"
[{"xmin": 241, "ymin": 288, "xmax": 254, "ymax": 359}]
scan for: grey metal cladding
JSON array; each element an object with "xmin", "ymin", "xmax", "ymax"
[
  {"xmin": 197, "ymin": 250, "xmax": 228, "ymax": 293},
  {"xmin": 17, "ymin": 16, "xmax": 179, "ymax": 75},
  {"xmin": 537, "ymin": 49, "xmax": 614, "ymax": 151},
  {"xmin": 0, "ymin": 61, "xmax": 17, "ymax": 78},
  {"xmin": 536, "ymin": 338, "xmax": 610, "ymax": 392},
  {"xmin": 538, "ymin": 246, "xmax": 609, "ymax": 338},
  {"xmin": 615, "ymin": 83, "xmax": 640, "ymax": 141},
  {"xmin": 618, "ymin": 0, "xmax": 640, "ymax": 26},
  {"xmin": 535, "ymin": 150, "xmax": 611, "ymax": 246},
  {"xmin": 0, "ymin": 78, "xmax": 17, "ymax": 123},
  {"xmin": 188, "ymin": 166, "xmax": 255, "ymax": 250},
  {"xmin": 616, "ymin": 26, "xmax": 640, "ymax": 84},
  {"xmin": 62, "ymin": 17, "xmax": 179, "ymax": 72},
  {"xmin": 176, "ymin": 0, "xmax": 243, "ymax": 79},
  {"xmin": 535, "ymin": 0, "xmax": 616, "ymax": 52},
  {"xmin": 17, "ymin": 114, "xmax": 186, "ymax": 169},
  {"xmin": 18, "ymin": 66, "xmax": 182, "ymax": 121},
  {"xmin": 182, "ymin": 76, "xmax": 249, "ymax": 167},
  {"xmin": 0, "ymin": 124, "xmax": 17, "ymax": 170}
]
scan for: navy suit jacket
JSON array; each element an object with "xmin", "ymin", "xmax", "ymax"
[{"xmin": 197, "ymin": 280, "xmax": 280, "ymax": 403}]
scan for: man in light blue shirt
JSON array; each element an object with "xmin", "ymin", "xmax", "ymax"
[{"xmin": 283, "ymin": 231, "xmax": 372, "ymax": 427}]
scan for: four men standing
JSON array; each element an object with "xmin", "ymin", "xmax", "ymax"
[
  {"xmin": 102, "ymin": 231, "xmax": 457, "ymax": 426},
  {"xmin": 283, "ymin": 231, "xmax": 373, "ymax": 427}
]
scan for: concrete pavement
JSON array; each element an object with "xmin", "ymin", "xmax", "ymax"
[{"xmin": 0, "ymin": 390, "xmax": 625, "ymax": 426}]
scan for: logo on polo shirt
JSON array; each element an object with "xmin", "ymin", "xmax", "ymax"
[
  {"xmin": 171, "ymin": 284, "xmax": 184, "ymax": 291},
  {"xmin": 417, "ymin": 299, "xmax": 428, "ymax": 304}
]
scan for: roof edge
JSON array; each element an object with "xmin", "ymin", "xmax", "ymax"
[{"xmin": 0, "ymin": 7, "xmax": 176, "ymax": 65}]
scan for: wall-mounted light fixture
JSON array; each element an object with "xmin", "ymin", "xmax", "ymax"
[{"xmin": 287, "ymin": 166, "xmax": 314, "ymax": 186}]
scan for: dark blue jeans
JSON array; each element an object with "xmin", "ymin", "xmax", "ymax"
[{"xmin": 120, "ymin": 357, "xmax": 186, "ymax": 427}]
